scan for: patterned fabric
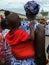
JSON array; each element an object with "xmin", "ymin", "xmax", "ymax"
[
  {"xmin": 24, "ymin": 1, "xmax": 40, "ymax": 15},
  {"xmin": 5, "ymin": 40, "xmax": 36, "ymax": 65},
  {"xmin": 19, "ymin": 20, "xmax": 30, "ymax": 34},
  {"xmin": 19, "ymin": 20, "xmax": 39, "ymax": 34},
  {"xmin": 5, "ymin": 45, "xmax": 36, "ymax": 65},
  {"xmin": 0, "ymin": 33, "xmax": 6, "ymax": 65},
  {"xmin": 11, "ymin": 56, "xmax": 36, "ymax": 65}
]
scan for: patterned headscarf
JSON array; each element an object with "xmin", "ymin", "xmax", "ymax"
[{"xmin": 24, "ymin": 1, "xmax": 40, "ymax": 15}]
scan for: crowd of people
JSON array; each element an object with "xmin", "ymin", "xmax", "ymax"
[{"xmin": 0, "ymin": 0, "xmax": 49, "ymax": 65}]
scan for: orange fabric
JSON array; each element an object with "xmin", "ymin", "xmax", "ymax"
[{"xmin": 6, "ymin": 29, "xmax": 35, "ymax": 59}]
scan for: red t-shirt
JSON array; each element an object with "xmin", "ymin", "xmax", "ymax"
[{"xmin": 6, "ymin": 29, "xmax": 35, "ymax": 59}]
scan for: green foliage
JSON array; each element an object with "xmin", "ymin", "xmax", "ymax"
[{"xmin": 40, "ymin": 9, "xmax": 48, "ymax": 16}]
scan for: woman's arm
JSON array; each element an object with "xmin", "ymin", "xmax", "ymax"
[
  {"xmin": 30, "ymin": 21, "xmax": 35, "ymax": 40},
  {"xmin": 35, "ymin": 24, "xmax": 46, "ymax": 65}
]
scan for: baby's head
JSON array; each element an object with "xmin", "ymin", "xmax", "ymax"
[{"xmin": 7, "ymin": 13, "xmax": 21, "ymax": 30}]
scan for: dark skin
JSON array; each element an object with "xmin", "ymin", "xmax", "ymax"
[
  {"xmin": 26, "ymin": 13, "xmax": 46, "ymax": 65},
  {"xmin": 26, "ymin": 13, "xmax": 36, "ymax": 40},
  {"xmin": 7, "ymin": 13, "xmax": 35, "ymax": 41},
  {"xmin": 30, "ymin": 21, "xmax": 35, "ymax": 40},
  {"xmin": 7, "ymin": 13, "xmax": 21, "ymax": 30}
]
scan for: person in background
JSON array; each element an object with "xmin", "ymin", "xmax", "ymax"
[
  {"xmin": 0, "ymin": 15, "xmax": 3, "ymax": 23},
  {"xmin": 1, "ymin": 11, "xmax": 10, "ymax": 33},
  {"xmin": 38, "ymin": 19, "xmax": 46, "ymax": 27},
  {"xmin": 4, "ymin": 10, "xmax": 10, "ymax": 19},
  {"xmin": 0, "ymin": 15, "xmax": 4, "ymax": 32},
  {"xmin": 1, "ymin": 10, "xmax": 10, "ymax": 37},
  {"xmin": 1, "ymin": 10, "xmax": 10, "ymax": 49},
  {"xmin": 24, "ymin": 1, "xmax": 46, "ymax": 65},
  {"xmin": 1, "ymin": 10, "xmax": 11, "ymax": 65},
  {"xmin": 0, "ymin": 31, "xmax": 6, "ymax": 65}
]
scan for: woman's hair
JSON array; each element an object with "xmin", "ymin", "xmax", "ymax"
[{"xmin": 26, "ymin": 12, "xmax": 36, "ymax": 20}]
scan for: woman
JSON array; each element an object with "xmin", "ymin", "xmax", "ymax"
[{"xmin": 24, "ymin": 1, "xmax": 46, "ymax": 65}]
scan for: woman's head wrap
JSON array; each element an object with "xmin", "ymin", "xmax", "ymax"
[{"xmin": 24, "ymin": 1, "xmax": 40, "ymax": 15}]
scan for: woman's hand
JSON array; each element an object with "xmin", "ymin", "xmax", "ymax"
[{"xmin": 30, "ymin": 21, "xmax": 35, "ymax": 28}]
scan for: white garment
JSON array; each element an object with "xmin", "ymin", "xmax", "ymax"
[
  {"xmin": 45, "ymin": 24, "xmax": 49, "ymax": 35},
  {"xmin": 2, "ymin": 29, "xmax": 10, "ymax": 38},
  {"xmin": 2, "ymin": 29, "xmax": 10, "ymax": 49}
]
